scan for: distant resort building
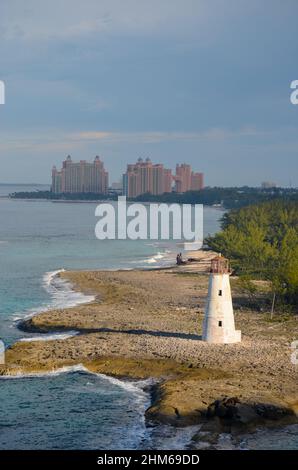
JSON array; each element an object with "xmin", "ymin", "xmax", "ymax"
[
  {"xmin": 174, "ymin": 163, "xmax": 204, "ymax": 193},
  {"xmin": 52, "ymin": 155, "xmax": 203, "ymax": 197},
  {"xmin": 122, "ymin": 158, "xmax": 173, "ymax": 198},
  {"xmin": 52, "ymin": 156, "xmax": 109, "ymax": 194},
  {"xmin": 123, "ymin": 158, "xmax": 204, "ymax": 198}
]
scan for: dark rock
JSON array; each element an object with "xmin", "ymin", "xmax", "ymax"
[
  {"xmin": 254, "ymin": 403, "xmax": 290, "ymax": 420},
  {"xmin": 234, "ymin": 403, "xmax": 259, "ymax": 424},
  {"xmin": 207, "ymin": 396, "xmax": 241, "ymax": 420},
  {"xmin": 206, "ymin": 396, "xmax": 295, "ymax": 432}
]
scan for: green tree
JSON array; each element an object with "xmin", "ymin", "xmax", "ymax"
[{"xmin": 206, "ymin": 200, "xmax": 298, "ymax": 310}]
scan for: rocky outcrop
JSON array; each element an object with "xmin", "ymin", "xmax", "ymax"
[
  {"xmin": 2, "ymin": 268, "xmax": 297, "ymax": 438},
  {"xmin": 205, "ymin": 396, "xmax": 297, "ymax": 432}
]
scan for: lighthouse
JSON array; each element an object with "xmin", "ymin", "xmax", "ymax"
[{"xmin": 202, "ymin": 255, "xmax": 241, "ymax": 344}]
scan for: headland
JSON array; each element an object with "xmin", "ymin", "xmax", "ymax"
[{"xmin": 1, "ymin": 252, "xmax": 297, "ymax": 446}]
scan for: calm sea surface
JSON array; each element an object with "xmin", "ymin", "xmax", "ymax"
[{"xmin": 0, "ymin": 184, "xmax": 296, "ymax": 449}]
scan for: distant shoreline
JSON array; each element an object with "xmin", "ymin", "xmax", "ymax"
[
  {"xmin": 0, "ymin": 196, "xmax": 110, "ymax": 203},
  {"xmin": 2, "ymin": 197, "xmax": 227, "ymax": 208},
  {"xmin": 7, "ymin": 187, "xmax": 298, "ymax": 210}
]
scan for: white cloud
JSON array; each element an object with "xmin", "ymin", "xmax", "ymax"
[
  {"xmin": 0, "ymin": 127, "xmax": 266, "ymax": 154},
  {"xmin": 68, "ymin": 127, "xmax": 264, "ymax": 144}
]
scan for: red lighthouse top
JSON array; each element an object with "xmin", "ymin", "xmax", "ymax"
[{"xmin": 210, "ymin": 254, "xmax": 230, "ymax": 274}]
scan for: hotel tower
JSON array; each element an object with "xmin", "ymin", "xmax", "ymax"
[{"xmin": 52, "ymin": 156, "xmax": 109, "ymax": 194}]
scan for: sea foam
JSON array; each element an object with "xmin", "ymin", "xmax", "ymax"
[
  {"xmin": 14, "ymin": 269, "xmax": 95, "ymax": 324},
  {"xmin": 19, "ymin": 331, "xmax": 79, "ymax": 342}
]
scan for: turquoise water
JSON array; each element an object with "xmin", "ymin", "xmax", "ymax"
[
  {"xmin": 1, "ymin": 185, "xmax": 295, "ymax": 450},
  {"xmin": 0, "ymin": 369, "xmax": 151, "ymax": 450},
  {"xmin": 0, "ymin": 192, "xmax": 221, "ymax": 345},
  {"xmin": 0, "ymin": 185, "xmax": 222, "ymax": 450}
]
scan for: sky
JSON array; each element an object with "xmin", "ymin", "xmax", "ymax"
[{"xmin": 0, "ymin": 0, "xmax": 297, "ymax": 186}]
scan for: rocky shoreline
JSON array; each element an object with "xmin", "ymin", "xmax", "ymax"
[{"xmin": 1, "ymin": 257, "xmax": 297, "ymax": 447}]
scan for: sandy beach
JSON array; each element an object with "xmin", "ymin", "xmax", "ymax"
[{"xmin": 1, "ymin": 251, "xmax": 297, "ymax": 445}]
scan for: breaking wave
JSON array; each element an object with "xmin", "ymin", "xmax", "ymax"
[
  {"xmin": 19, "ymin": 331, "xmax": 79, "ymax": 342},
  {"xmin": 0, "ymin": 364, "xmax": 199, "ymax": 450},
  {"xmin": 12, "ymin": 269, "xmax": 95, "ymax": 325},
  {"xmin": 129, "ymin": 250, "xmax": 175, "ymax": 268}
]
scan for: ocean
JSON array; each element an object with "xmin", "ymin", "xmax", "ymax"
[{"xmin": 0, "ymin": 184, "xmax": 296, "ymax": 450}]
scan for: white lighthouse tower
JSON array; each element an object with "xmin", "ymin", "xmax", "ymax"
[{"xmin": 202, "ymin": 255, "xmax": 241, "ymax": 344}]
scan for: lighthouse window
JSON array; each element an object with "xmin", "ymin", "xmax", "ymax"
[
  {"xmin": 218, "ymin": 290, "xmax": 222, "ymax": 296},
  {"xmin": 218, "ymin": 321, "xmax": 222, "ymax": 327}
]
